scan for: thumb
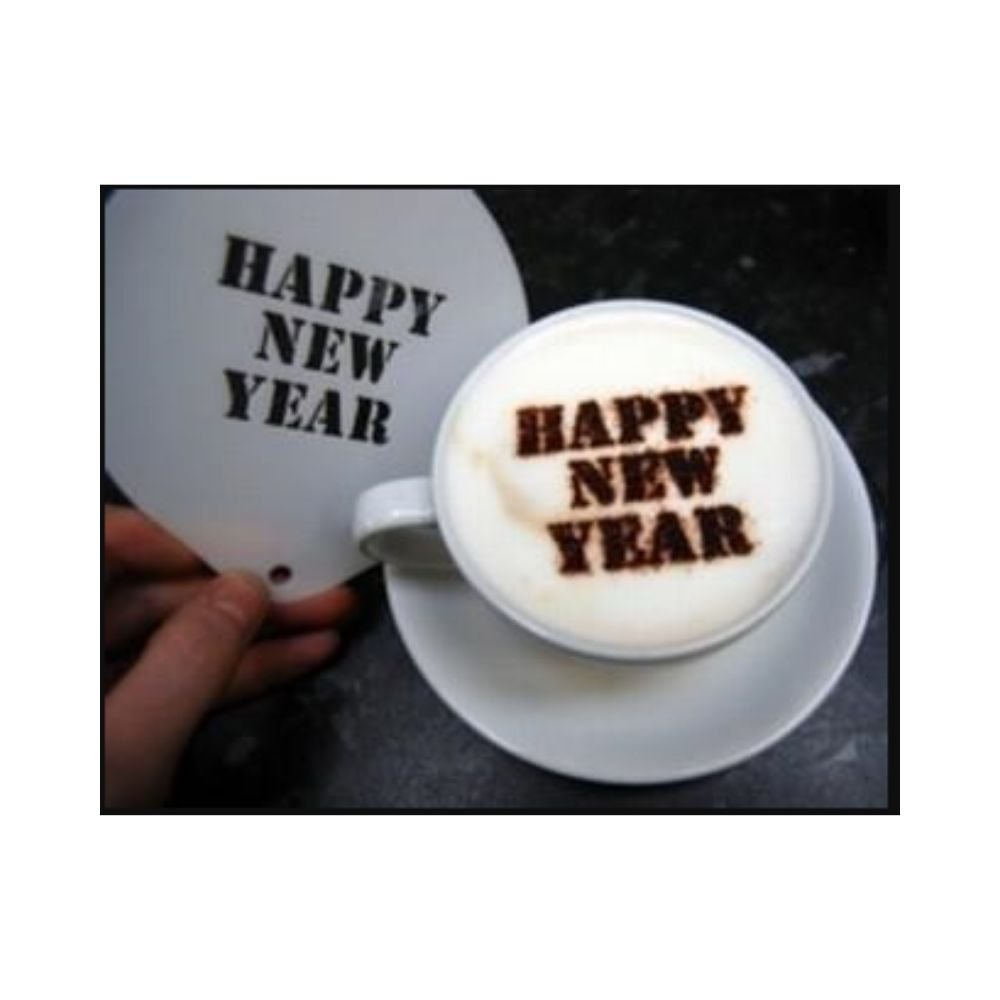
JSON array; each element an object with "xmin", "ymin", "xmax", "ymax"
[{"xmin": 104, "ymin": 571, "xmax": 269, "ymax": 808}]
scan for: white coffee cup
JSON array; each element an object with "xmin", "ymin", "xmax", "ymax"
[{"xmin": 353, "ymin": 301, "xmax": 833, "ymax": 662}]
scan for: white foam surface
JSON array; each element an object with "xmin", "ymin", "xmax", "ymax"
[{"xmin": 437, "ymin": 305, "xmax": 827, "ymax": 654}]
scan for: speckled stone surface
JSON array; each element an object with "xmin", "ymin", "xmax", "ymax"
[{"xmin": 149, "ymin": 187, "xmax": 892, "ymax": 810}]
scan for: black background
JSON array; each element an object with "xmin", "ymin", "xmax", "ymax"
[{"xmin": 107, "ymin": 187, "xmax": 893, "ymax": 810}]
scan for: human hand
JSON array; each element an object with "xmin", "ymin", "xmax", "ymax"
[{"xmin": 102, "ymin": 504, "xmax": 358, "ymax": 808}]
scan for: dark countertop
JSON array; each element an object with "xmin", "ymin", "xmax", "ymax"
[{"xmin": 148, "ymin": 186, "xmax": 891, "ymax": 810}]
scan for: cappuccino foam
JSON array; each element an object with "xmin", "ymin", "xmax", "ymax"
[{"xmin": 436, "ymin": 304, "xmax": 828, "ymax": 656}]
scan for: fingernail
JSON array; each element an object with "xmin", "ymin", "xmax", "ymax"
[
  {"xmin": 208, "ymin": 571, "xmax": 269, "ymax": 631},
  {"xmin": 227, "ymin": 569, "xmax": 269, "ymax": 597}
]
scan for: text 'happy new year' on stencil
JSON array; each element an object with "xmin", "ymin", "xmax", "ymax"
[{"xmin": 104, "ymin": 189, "xmax": 528, "ymax": 598}]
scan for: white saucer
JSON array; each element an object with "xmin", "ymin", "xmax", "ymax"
[{"xmin": 384, "ymin": 414, "xmax": 878, "ymax": 784}]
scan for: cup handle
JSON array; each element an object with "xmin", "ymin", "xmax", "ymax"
[{"xmin": 353, "ymin": 477, "xmax": 453, "ymax": 570}]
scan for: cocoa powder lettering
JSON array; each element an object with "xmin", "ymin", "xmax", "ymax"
[{"xmin": 516, "ymin": 386, "xmax": 756, "ymax": 574}]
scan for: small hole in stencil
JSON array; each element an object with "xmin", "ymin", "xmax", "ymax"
[{"xmin": 268, "ymin": 565, "xmax": 292, "ymax": 585}]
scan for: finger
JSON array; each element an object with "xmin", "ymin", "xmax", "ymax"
[
  {"xmin": 104, "ymin": 505, "xmax": 205, "ymax": 581},
  {"xmin": 221, "ymin": 629, "xmax": 341, "ymax": 705},
  {"xmin": 103, "ymin": 572, "xmax": 269, "ymax": 808},
  {"xmin": 103, "ymin": 577, "xmax": 211, "ymax": 653},
  {"xmin": 102, "ymin": 654, "xmax": 132, "ymax": 693},
  {"xmin": 265, "ymin": 585, "xmax": 360, "ymax": 634}
]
